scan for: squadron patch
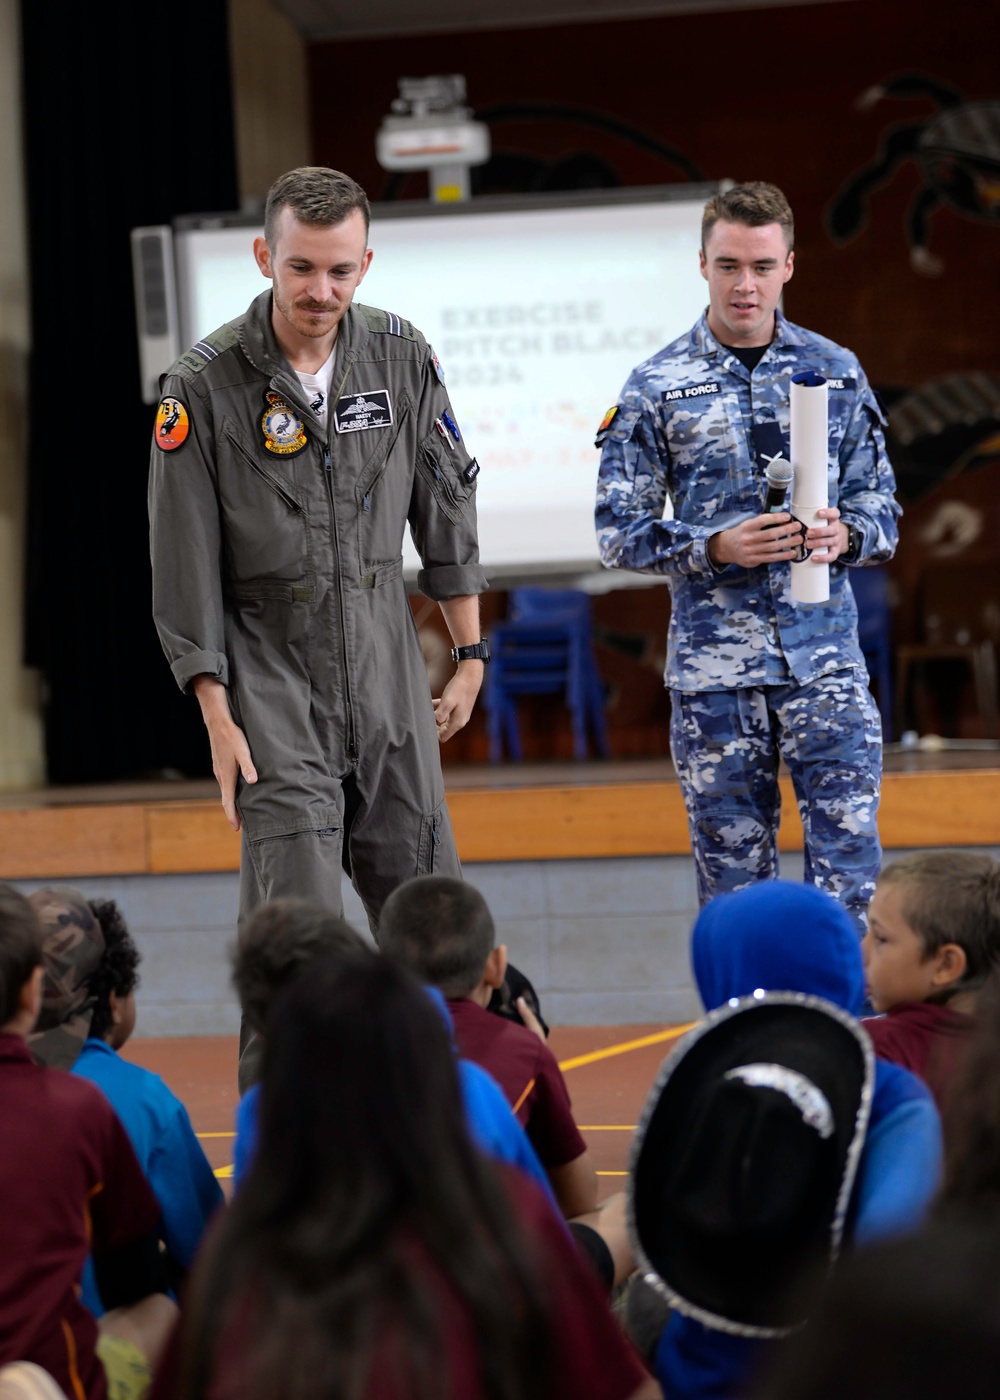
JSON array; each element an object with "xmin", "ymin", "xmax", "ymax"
[
  {"xmin": 597, "ymin": 405, "xmax": 619, "ymax": 434},
  {"xmin": 334, "ymin": 390, "xmax": 394, "ymax": 434},
  {"xmin": 261, "ymin": 393, "xmax": 308, "ymax": 456},
  {"xmin": 154, "ymin": 396, "xmax": 190, "ymax": 452},
  {"xmin": 431, "ymin": 349, "xmax": 446, "ymax": 385}
]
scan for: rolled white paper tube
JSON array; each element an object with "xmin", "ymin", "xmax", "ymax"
[{"xmin": 790, "ymin": 371, "xmax": 830, "ymax": 605}]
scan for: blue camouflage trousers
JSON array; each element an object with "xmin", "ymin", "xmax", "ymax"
[{"xmin": 669, "ymin": 668, "xmax": 882, "ymax": 933}]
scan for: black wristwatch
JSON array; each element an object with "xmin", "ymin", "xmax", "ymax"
[
  {"xmin": 451, "ymin": 639, "xmax": 491, "ymax": 664},
  {"xmin": 842, "ymin": 520, "xmax": 863, "ymax": 563}
]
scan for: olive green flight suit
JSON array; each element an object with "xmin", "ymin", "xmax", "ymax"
[{"xmin": 149, "ymin": 291, "xmax": 487, "ymax": 937}]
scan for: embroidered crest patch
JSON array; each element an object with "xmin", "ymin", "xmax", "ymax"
[
  {"xmin": 261, "ymin": 393, "xmax": 308, "ymax": 455},
  {"xmin": 154, "ymin": 396, "xmax": 190, "ymax": 452},
  {"xmin": 334, "ymin": 390, "xmax": 394, "ymax": 434}
]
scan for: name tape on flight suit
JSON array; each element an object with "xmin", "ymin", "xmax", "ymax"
[{"xmin": 334, "ymin": 390, "xmax": 394, "ymax": 434}]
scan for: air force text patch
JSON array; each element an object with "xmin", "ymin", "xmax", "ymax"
[
  {"xmin": 663, "ymin": 382, "xmax": 721, "ymax": 403},
  {"xmin": 334, "ymin": 390, "xmax": 393, "ymax": 434}
]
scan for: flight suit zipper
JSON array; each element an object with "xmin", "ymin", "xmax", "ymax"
[{"xmin": 323, "ymin": 445, "xmax": 358, "ymax": 765}]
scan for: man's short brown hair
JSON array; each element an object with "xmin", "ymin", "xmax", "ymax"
[
  {"xmin": 264, "ymin": 166, "xmax": 371, "ymax": 247},
  {"xmin": 878, "ymin": 852, "xmax": 1000, "ymax": 995},
  {"xmin": 702, "ymin": 182, "xmax": 794, "ymax": 252}
]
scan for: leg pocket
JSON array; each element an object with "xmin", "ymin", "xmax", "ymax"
[
  {"xmin": 241, "ymin": 817, "xmax": 345, "ymax": 915},
  {"xmin": 416, "ymin": 801, "xmax": 461, "ymax": 877}
]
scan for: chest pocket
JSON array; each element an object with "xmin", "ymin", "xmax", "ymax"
[
  {"xmin": 663, "ymin": 387, "xmax": 747, "ymax": 525},
  {"xmin": 219, "ymin": 421, "xmax": 312, "ymax": 585},
  {"xmin": 353, "ymin": 393, "xmax": 415, "ymax": 570}
]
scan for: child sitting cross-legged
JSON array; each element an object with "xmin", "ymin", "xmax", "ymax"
[{"xmin": 862, "ymin": 851, "xmax": 1000, "ymax": 1116}]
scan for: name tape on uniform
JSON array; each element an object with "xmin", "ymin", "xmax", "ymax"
[
  {"xmin": 663, "ymin": 383, "xmax": 721, "ymax": 403},
  {"xmin": 334, "ymin": 390, "xmax": 393, "ymax": 434}
]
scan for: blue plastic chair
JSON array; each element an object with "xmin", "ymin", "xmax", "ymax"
[
  {"xmin": 485, "ymin": 589, "xmax": 610, "ymax": 762},
  {"xmin": 849, "ymin": 567, "xmax": 893, "ymax": 742}
]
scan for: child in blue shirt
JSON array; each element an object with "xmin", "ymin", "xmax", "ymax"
[{"xmin": 68, "ymin": 898, "xmax": 223, "ymax": 1313}]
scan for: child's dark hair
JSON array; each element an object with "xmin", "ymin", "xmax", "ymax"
[
  {"xmin": 379, "ymin": 876, "xmax": 495, "ymax": 997},
  {"xmin": 232, "ymin": 898, "xmax": 368, "ymax": 1035},
  {"xmin": 0, "ymin": 884, "xmax": 44, "ymax": 1025},
  {"xmin": 878, "ymin": 852, "xmax": 1000, "ymax": 997},
  {"xmin": 180, "ymin": 954, "xmax": 552, "ymax": 1400},
  {"xmin": 86, "ymin": 900, "xmax": 141, "ymax": 1041}
]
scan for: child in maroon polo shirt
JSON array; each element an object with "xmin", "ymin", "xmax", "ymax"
[
  {"xmin": 862, "ymin": 851, "xmax": 1000, "ymax": 1117},
  {"xmin": 379, "ymin": 876, "xmax": 591, "ymax": 1208},
  {"xmin": 379, "ymin": 875, "xmax": 634, "ymax": 1289},
  {"xmin": 0, "ymin": 885, "xmax": 174, "ymax": 1400}
]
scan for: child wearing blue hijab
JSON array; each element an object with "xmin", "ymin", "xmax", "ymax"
[{"xmin": 652, "ymin": 880, "xmax": 942, "ymax": 1400}]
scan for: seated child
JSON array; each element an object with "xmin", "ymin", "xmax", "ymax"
[
  {"xmin": 28, "ymin": 892, "xmax": 224, "ymax": 1311},
  {"xmin": 157, "ymin": 954, "xmax": 658, "ymax": 1400},
  {"xmin": 231, "ymin": 898, "xmax": 553, "ymax": 1199},
  {"xmin": 0, "ymin": 884, "xmax": 174, "ymax": 1400},
  {"xmin": 862, "ymin": 851, "xmax": 1000, "ymax": 1114},
  {"xmin": 378, "ymin": 875, "xmax": 595, "ymax": 1217},
  {"xmin": 640, "ymin": 879, "xmax": 943, "ymax": 1400}
]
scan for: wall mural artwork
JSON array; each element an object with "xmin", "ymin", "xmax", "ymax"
[{"xmin": 826, "ymin": 72, "xmax": 1000, "ymax": 275}]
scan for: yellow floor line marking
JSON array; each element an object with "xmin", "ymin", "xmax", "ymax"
[
  {"xmin": 213, "ymin": 1164, "xmax": 234, "ymax": 1179},
  {"xmin": 578, "ymin": 1125, "xmax": 637, "ymax": 1132},
  {"xmin": 197, "ymin": 1131, "xmax": 236, "ymax": 1139},
  {"xmin": 558, "ymin": 1023, "xmax": 696, "ymax": 1073},
  {"xmin": 596, "ymin": 1170, "xmax": 628, "ymax": 1177}
]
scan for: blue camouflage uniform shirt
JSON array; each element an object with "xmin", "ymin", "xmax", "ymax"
[{"xmin": 595, "ymin": 310, "xmax": 900, "ymax": 691}]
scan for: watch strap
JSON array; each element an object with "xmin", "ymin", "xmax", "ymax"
[{"xmin": 451, "ymin": 639, "xmax": 491, "ymax": 664}]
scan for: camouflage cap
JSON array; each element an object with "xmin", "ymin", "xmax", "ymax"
[{"xmin": 26, "ymin": 887, "xmax": 104, "ymax": 1071}]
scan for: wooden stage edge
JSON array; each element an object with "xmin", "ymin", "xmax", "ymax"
[{"xmin": 0, "ymin": 769, "xmax": 999, "ymax": 881}]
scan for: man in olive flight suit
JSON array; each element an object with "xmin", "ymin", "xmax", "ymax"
[{"xmin": 148, "ymin": 169, "xmax": 489, "ymax": 1035}]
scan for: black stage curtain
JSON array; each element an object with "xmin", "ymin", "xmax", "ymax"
[{"xmin": 21, "ymin": 0, "xmax": 239, "ymax": 783}]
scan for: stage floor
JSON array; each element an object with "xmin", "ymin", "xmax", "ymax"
[{"xmin": 3, "ymin": 742, "xmax": 1000, "ymax": 809}]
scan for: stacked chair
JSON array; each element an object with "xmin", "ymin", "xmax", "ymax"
[{"xmin": 485, "ymin": 588, "xmax": 610, "ymax": 763}]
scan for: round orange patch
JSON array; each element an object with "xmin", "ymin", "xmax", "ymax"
[{"xmin": 155, "ymin": 396, "xmax": 190, "ymax": 451}]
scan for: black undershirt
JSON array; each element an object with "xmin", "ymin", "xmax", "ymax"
[{"xmin": 722, "ymin": 342, "xmax": 769, "ymax": 372}]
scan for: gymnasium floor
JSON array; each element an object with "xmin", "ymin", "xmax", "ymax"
[{"xmin": 123, "ymin": 1021, "xmax": 695, "ymax": 1198}]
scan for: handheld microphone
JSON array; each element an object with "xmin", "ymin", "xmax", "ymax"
[{"xmin": 763, "ymin": 455, "xmax": 793, "ymax": 513}]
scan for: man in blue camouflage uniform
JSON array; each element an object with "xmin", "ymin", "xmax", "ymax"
[{"xmin": 595, "ymin": 182, "xmax": 899, "ymax": 931}]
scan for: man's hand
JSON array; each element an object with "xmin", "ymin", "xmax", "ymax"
[
  {"xmin": 805, "ymin": 506, "xmax": 848, "ymax": 561},
  {"xmin": 192, "ymin": 676, "xmax": 257, "ymax": 831},
  {"xmin": 708, "ymin": 512, "xmax": 805, "ymax": 568},
  {"xmin": 433, "ymin": 662, "xmax": 484, "ymax": 744}
]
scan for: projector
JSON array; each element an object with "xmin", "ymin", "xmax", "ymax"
[{"xmin": 376, "ymin": 75, "xmax": 490, "ymax": 202}]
